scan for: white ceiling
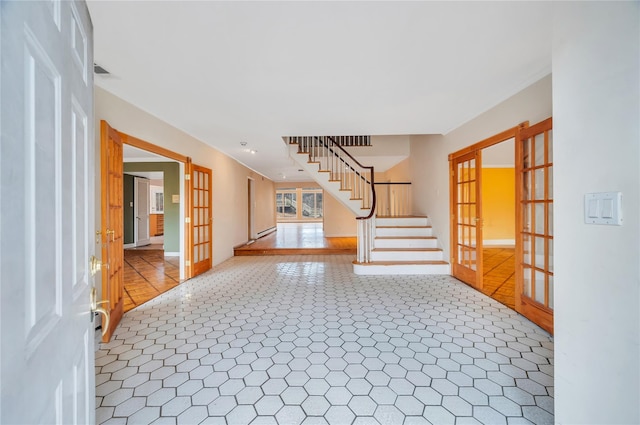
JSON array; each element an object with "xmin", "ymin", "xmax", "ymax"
[{"xmin": 88, "ymin": 1, "xmax": 552, "ymax": 182}]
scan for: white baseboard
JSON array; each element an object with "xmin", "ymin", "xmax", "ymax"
[
  {"xmin": 124, "ymin": 243, "xmax": 136, "ymax": 249},
  {"xmin": 164, "ymin": 251, "xmax": 180, "ymax": 257},
  {"xmin": 484, "ymin": 239, "xmax": 515, "ymax": 247}
]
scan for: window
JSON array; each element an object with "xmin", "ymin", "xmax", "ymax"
[
  {"xmin": 302, "ymin": 191, "xmax": 323, "ymax": 218},
  {"xmin": 276, "ymin": 188, "xmax": 323, "ymax": 221},
  {"xmin": 276, "ymin": 191, "xmax": 297, "ymax": 219}
]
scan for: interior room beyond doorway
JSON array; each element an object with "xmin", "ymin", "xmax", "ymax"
[
  {"xmin": 122, "ymin": 145, "xmax": 185, "ymax": 311},
  {"xmin": 480, "ymin": 139, "xmax": 516, "ymax": 309}
]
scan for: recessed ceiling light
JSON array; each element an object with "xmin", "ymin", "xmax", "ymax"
[
  {"xmin": 240, "ymin": 141, "xmax": 247, "ymax": 146},
  {"xmin": 298, "ymin": 169, "xmax": 304, "ymax": 172},
  {"xmin": 250, "ymin": 149, "xmax": 257, "ymax": 154}
]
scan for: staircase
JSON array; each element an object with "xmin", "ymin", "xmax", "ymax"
[
  {"xmin": 355, "ymin": 216, "xmax": 450, "ymax": 275},
  {"xmin": 286, "ymin": 136, "xmax": 450, "ymax": 275}
]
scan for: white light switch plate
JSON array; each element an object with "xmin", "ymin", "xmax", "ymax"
[{"xmin": 584, "ymin": 192, "xmax": 622, "ymax": 225}]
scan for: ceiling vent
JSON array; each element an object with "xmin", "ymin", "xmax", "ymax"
[{"xmin": 93, "ymin": 64, "xmax": 110, "ymax": 75}]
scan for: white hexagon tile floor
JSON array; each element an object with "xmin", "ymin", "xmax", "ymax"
[{"xmin": 96, "ymin": 255, "xmax": 554, "ymax": 425}]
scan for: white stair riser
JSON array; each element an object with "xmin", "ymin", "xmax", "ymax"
[
  {"xmin": 376, "ymin": 227, "xmax": 433, "ymax": 237},
  {"xmin": 371, "ymin": 250, "xmax": 444, "ymax": 262},
  {"xmin": 376, "ymin": 217, "xmax": 429, "ymax": 227},
  {"xmin": 375, "ymin": 238, "xmax": 439, "ymax": 249},
  {"xmin": 353, "ymin": 263, "xmax": 451, "ymax": 275}
]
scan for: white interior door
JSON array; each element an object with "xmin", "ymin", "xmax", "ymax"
[
  {"xmin": 135, "ymin": 177, "xmax": 151, "ymax": 246},
  {"xmin": 0, "ymin": 1, "xmax": 96, "ymax": 423}
]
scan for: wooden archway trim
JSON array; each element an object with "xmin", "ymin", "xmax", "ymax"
[
  {"xmin": 448, "ymin": 122, "xmax": 529, "ymax": 161},
  {"xmin": 118, "ymin": 131, "xmax": 188, "ymax": 163}
]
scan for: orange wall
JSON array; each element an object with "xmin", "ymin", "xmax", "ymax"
[{"xmin": 481, "ymin": 167, "xmax": 515, "ymax": 242}]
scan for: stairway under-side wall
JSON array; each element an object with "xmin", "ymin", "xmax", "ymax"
[{"xmin": 286, "ymin": 137, "xmax": 450, "ymax": 275}]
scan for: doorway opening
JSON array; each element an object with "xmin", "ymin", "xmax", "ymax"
[
  {"xmin": 122, "ymin": 145, "xmax": 182, "ymax": 312},
  {"xmin": 480, "ymin": 139, "xmax": 516, "ymax": 310}
]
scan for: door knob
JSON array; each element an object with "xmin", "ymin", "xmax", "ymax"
[
  {"xmin": 90, "ymin": 287, "xmax": 110, "ymax": 337},
  {"xmin": 90, "ymin": 255, "xmax": 101, "ymax": 276}
]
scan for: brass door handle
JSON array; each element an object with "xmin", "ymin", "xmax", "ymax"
[
  {"xmin": 90, "ymin": 256, "xmax": 101, "ymax": 276},
  {"xmin": 89, "ymin": 255, "xmax": 109, "ymax": 276},
  {"xmin": 90, "ymin": 287, "xmax": 110, "ymax": 337},
  {"xmin": 106, "ymin": 229, "xmax": 115, "ymax": 241}
]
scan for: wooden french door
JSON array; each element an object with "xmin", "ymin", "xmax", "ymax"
[
  {"xmin": 515, "ymin": 118, "xmax": 554, "ymax": 334},
  {"xmin": 450, "ymin": 151, "xmax": 483, "ymax": 289},
  {"xmin": 100, "ymin": 120, "xmax": 125, "ymax": 342},
  {"xmin": 190, "ymin": 164, "xmax": 213, "ymax": 277}
]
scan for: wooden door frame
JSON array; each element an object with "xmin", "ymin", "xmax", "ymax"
[
  {"xmin": 248, "ymin": 177, "xmax": 255, "ymax": 241},
  {"xmin": 117, "ymin": 131, "xmax": 192, "ymax": 279},
  {"xmin": 448, "ymin": 123, "xmax": 528, "ymax": 291},
  {"xmin": 102, "ymin": 127, "xmax": 198, "ymax": 282}
]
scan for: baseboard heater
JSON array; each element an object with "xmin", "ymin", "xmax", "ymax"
[{"xmin": 257, "ymin": 226, "xmax": 276, "ymax": 238}]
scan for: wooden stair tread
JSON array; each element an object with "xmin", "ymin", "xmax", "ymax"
[
  {"xmin": 353, "ymin": 260, "xmax": 449, "ymax": 266},
  {"xmin": 376, "ymin": 236, "xmax": 437, "ymax": 240},
  {"xmin": 372, "ymin": 248, "xmax": 442, "ymax": 252},
  {"xmin": 376, "ymin": 215, "xmax": 429, "ymax": 219},
  {"xmin": 376, "ymin": 225, "xmax": 432, "ymax": 229}
]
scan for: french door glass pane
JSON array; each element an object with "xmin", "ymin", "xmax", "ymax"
[
  {"xmin": 548, "ymin": 275, "xmax": 554, "ymax": 309},
  {"xmin": 534, "ymin": 270, "xmax": 546, "ymax": 305},
  {"xmin": 535, "ymin": 203, "xmax": 545, "ymax": 235},
  {"xmin": 534, "ymin": 168, "xmax": 545, "ymax": 200},
  {"xmin": 523, "ymin": 234, "xmax": 531, "ymax": 265},
  {"xmin": 534, "ymin": 133, "xmax": 545, "ymax": 166},
  {"xmin": 524, "ymin": 267, "xmax": 532, "ymax": 298},
  {"xmin": 548, "ymin": 238, "xmax": 554, "ymax": 273},
  {"xmin": 535, "ymin": 237, "xmax": 545, "ymax": 270},
  {"xmin": 523, "ymin": 171, "xmax": 531, "ymax": 201}
]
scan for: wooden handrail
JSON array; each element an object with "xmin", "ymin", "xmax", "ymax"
[
  {"xmin": 291, "ymin": 136, "xmax": 377, "ymax": 220},
  {"xmin": 318, "ymin": 136, "xmax": 376, "ymax": 220}
]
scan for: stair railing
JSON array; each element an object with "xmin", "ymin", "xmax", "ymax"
[
  {"xmin": 289, "ymin": 136, "xmax": 376, "ymax": 262},
  {"xmin": 375, "ymin": 182, "xmax": 412, "ymax": 217}
]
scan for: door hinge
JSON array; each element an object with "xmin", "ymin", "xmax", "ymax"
[
  {"xmin": 185, "ymin": 174, "xmax": 190, "ymax": 180},
  {"xmin": 185, "ymin": 260, "xmax": 191, "ymax": 266},
  {"xmin": 185, "ymin": 217, "xmax": 191, "ymax": 223}
]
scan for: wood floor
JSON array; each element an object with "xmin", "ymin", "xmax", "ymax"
[
  {"xmin": 234, "ymin": 223, "xmax": 357, "ymax": 256},
  {"xmin": 481, "ymin": 247, "xmax": 516, "ymax": 309},
  {"xmin": 123, "ymin": 249, "xmax": 182, "ymax": 312}
]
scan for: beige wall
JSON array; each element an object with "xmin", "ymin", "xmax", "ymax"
[
  {"xmin": 552, "ymin": 3, "xmax": 639, "ymax": 422},
  {"xmin": 410, "ymin": 75, "xmax": 552, "ymax": 258},
  {"xmin": 382, "ymin": 158, "xmax": 411, "ymax": 182},
  {"xmin": 275, "ymin": 181, "xmax": 356, "ymax": 236},
  {"xmin": 95, "ymin": 87, "xmax": 276, "ymax": 266}
]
